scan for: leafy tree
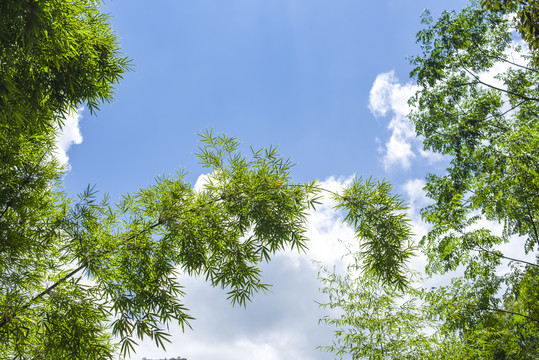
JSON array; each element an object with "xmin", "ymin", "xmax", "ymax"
[
  {"xmin": 0, "ymin": 1, "xmax": 414, "ymax": 359},
  {"xmin": 1, "ymin": 0, "xmax": 128, "ymax": 358},
  {"xmin": 410, "ymin": 3, "xmax": 539, "ymax": 357},
  {"xmin": 319, "ymin": 1, "xmax": 539, "ymax": 358}
]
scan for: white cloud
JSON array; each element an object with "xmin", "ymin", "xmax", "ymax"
[
  {"xmin": 194, "ymin": 173, "xmax": 211, "ymax": 192},
  {"xmin": 368, "ymin": 71, "xmax": 421, "ymax": 170},
  {"xmin": 277, "ymin": 175, "xmax": 356, "ymax": 270},
  {"xmin": 384, "ymin": 133, "xmax": 416, "ymax": 170},
  {"xmin": 402, "ymin": 178, "xmax": 429, "ymax": 214},
  {"xmin": 170, "ymin": 331, "xmax": 307, "ymax": 360},
  {"xmin": 418, "ymin": 147, "xmax": 445, "ymax": 164},
  {"xmin": 368, "ymin": 72, "xmax": 394, "ymax": 117},
  {"xmin": 54, "ymin": 108, "xmax": 83, "ymax": 169}
]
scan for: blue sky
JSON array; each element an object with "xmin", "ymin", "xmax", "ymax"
[{"xmin": 56, "ymin": 0, "xmax": 471, "ymax": 359}]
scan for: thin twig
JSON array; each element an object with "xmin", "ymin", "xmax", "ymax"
[
  {"xmin": 462, "ymin": 64, "xmax": 539, "ymax": 102},
  {"xmin": 472, "ymin": 246, "xmax": 539, "ymax": 269},
  {"xmin": 477, "ymin": 307, "xmax": 539, "ymax": 324},
  {"xmin": 480, "ymin": 50, "xmax": 539, "ymax": 73}
]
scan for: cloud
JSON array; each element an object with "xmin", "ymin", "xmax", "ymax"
[
  {"xmin": 368, "ymin": 71, "xmax": 420, "ymax": 170},
  {"xmin": 402, "ymin": 178, "xmax": 429, "ymax": 215},
  {"xmin": 194, "ymin": 173, "xmax": 211, "ymax": 192},
  {"xmin": 54, "ymin": 108, "xmax": 83, "ymax": 169},
  {"xmin": 384, "ymin": 133, "xmax": 416, "ymax": 170},
  {"xmin": 160, "ymin": 329, "xmax": 310, "ymax": 360},
  {"xmin": 278, "ymin": 175, "xmax": 356, "ymax": 270}
]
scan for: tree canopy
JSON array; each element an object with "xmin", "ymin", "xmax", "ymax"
[
  {"xmin": 319, "ymin": 1, "xmax": 539, "ymax": 358},
  {"xmin": 410, "ymin": 2, "xmax": 539, "ymax": 356}
]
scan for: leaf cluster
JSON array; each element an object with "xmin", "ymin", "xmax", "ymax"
[
  {"xmin": 0, "ymin": 0, "xmax": 130, "ymax": 139},
  {"xmin": 482, "ymin": 0, "xmax": 539, "ymax": 64},
  {"xmin": 334, "ymin": 177, "xmax": 415, "ymax": 291}
]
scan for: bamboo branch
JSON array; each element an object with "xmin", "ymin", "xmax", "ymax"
[
  {"xmin": 0, "ymin": 265, "xmax": 86, "ymax": 329},
  {"xmin": 21, "ymin": 264, "xmax": 86, "ymax": 311},
  {"xmin": 0, "ymin": 217, "xmax": 164, "ymax": 330}
]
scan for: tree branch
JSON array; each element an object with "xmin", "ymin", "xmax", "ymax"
[
  {"xmin": 462, "ymin": 65, "xmax": 539, "ymax": 102},
  {"xmin": 452, "ymin": 47, "xmax": 539, "ymax": 102},
  {"xmin": 483, "ymin": 99, "xmax": 526, "ymax": 126},
  {"xmin": 0, "ymin": 218, "xmax": 165, "ymax": 329},
  {"xmin": 472, "ymin": 246, "xmax": 539, "ymax": 268},
  {"xmin": 477, "ymin": 307, "xmax": 539, "ymax": 324},
  {"xmin": 480, "ymin": 50, "xmax": 539, "ymax": 73},
  {"xmin": 0, "ymin": 264, "xmax": 87, "ymax": 329},
  {"xmin": 525, "ymin": 199, "xmax": 539, "ymax": 245},
  {"xmin": 21, "ymin": 264, "xmax": 87, "ymax": 311},
  {"xmin": 122, "ymin": 221, "xmax": 162, "ymax": 244}
]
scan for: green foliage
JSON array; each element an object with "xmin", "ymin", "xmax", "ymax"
[
  {"xmin": 409, "ymin": 1, "xmax": 539, "ymax": 357},
  {"xmin": 1, "ymin": 129, "xmax": 322, "ymax": 358},
  {"xmin": 319, "ymin": 1, "xmax": 539, "ymax": 359},
  {"xmin": 481, "ymin": 0, "xmax": 539, "ymax": 62},
  {"xmin": 334, "ymin": 177, "xmax": 415, "ymax": 291},
  {"xmin": 318, "ymin": 244, "xmax": 436, "ymax": 360},
  {"xmin": 1, "ymin": 0, "xmax": 129, "ymax": 357},
  {"xmin": 409, "ymin": 0, "xmax": 539, "ymax": 272},
  {"xmin": 0, "ymin": 0, "xmax": 129, "ymax": 135}
]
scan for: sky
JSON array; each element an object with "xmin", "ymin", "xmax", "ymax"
[{"xmin": 57, "ymin": 0, "xmax": 473, "ymax": 359}]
